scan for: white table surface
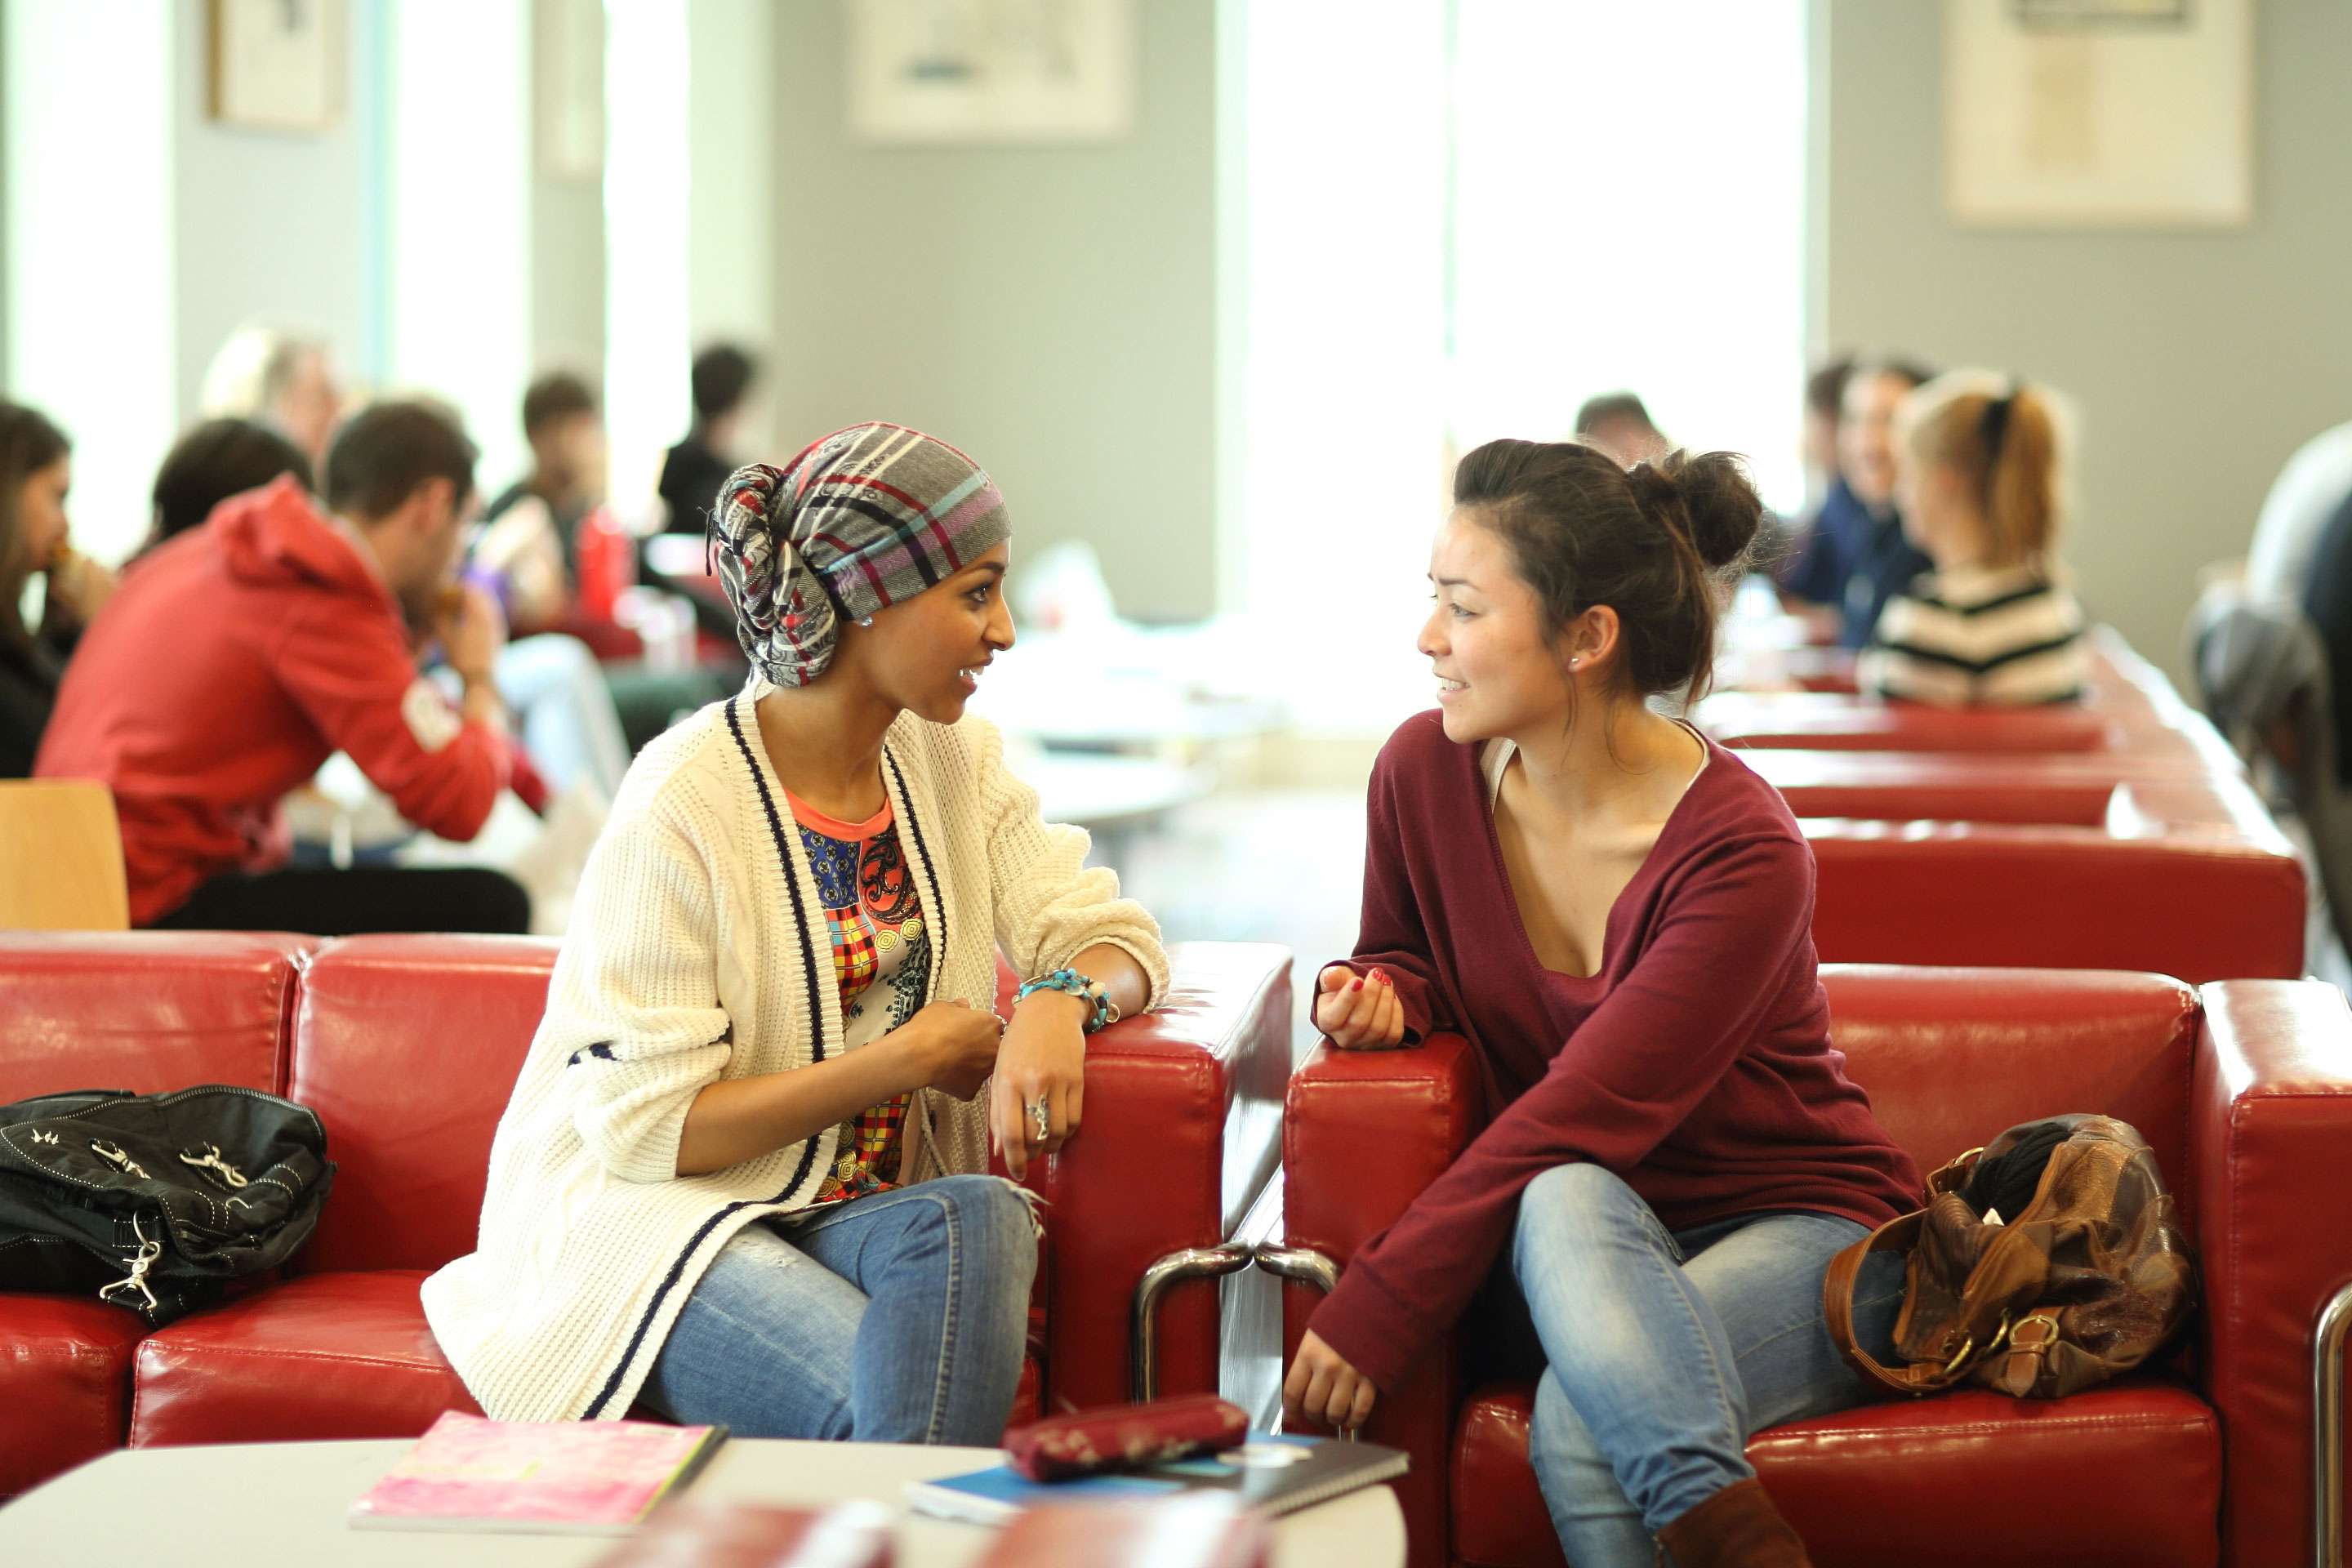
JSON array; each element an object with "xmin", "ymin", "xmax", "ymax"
[{"xmin": 0, "ymin": 1437, "xmax": 1405, "ymax": 1568}]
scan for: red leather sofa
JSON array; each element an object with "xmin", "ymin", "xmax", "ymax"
[
  {"xmin": 1715, "ymin": 750, "xmax": 2306, "ymax": 982},
  {"xmin": 1268, "ymin": 967, "xmax": 2352, "ymax": 1568},
  {"xmin": 0, "ymin": 930, "xmax": 1290, "ymax": 1496}
]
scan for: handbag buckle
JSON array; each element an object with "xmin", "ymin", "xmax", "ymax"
[
  {"xmin": 97, "ymin": 1213, "xmax": 163, "ymax": 1315},
  {"xmin": 176, "ymin": 1143, "xmax": 249, "ymax": 1188},
  {"xmin": 89, "ymin": 1140, "xmax": 150, "ymax": 1181}
]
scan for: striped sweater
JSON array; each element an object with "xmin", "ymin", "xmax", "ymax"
[
  {"xmin": 1857, "ymin": 564, "xmax": 2087, "ymax": 707},
  {"xmin": 420, "ymin": 684, "xmax": 1169, "ymax": 1423}
]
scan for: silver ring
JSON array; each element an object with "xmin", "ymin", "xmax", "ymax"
[{"xmin": 1025, "ymin": 1098, "xmax": 1050, "ymax": 1143}]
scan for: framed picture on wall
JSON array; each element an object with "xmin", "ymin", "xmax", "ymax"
[
  {"xmin": 208, "ymin": 0, "xmax": 345, "ymax": 135},
  {"xmin": 1944, "ymin": 0, "xmax": 2253, "ymax": 228},
  {"xmin": 847, "ymin": 0, "xmax": 1138, "ymax": 145}
]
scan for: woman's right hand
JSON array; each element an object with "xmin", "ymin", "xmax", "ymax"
[
  {"xmin": 42, "ymin": 546, "xmax": 116, "ymax": 630},
  {"xmin": 894, "ymin": 999, "xmax": 1003, "ymax": 1100},
  {"xmin": 1314, "ymin": 964, "xmax": 1405, "ymax": 1049}
]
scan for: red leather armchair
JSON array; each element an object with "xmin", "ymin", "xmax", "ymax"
[
  {"xmin": 0, "ymin": 932, "xmax": 1290, "ymax": 1495},
  {"xmin": 1268, "ymin": 967, "xmax": 2352, "ymax": 1568}
]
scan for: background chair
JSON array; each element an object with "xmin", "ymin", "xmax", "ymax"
[{"xmin": 0, "ymin": 779, "xmax": 127, "ymax": 931}]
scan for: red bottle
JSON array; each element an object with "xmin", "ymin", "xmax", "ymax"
[{"xmin": 574, "ymin": 506, "xmax": 635, "ymax": 622}]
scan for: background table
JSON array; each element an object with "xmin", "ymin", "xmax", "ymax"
[{"xmin": 0, "ymin": 1436, "xmax": 1405, "ymax": 1568}]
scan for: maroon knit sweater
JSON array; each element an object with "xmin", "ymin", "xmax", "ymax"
[{"xmin": 1309, "ymin": 712, "xmax": 1922, "ymax": 1392}]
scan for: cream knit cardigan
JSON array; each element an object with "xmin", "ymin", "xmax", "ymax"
[{"xmin": 421, "ymin": 686, "xmax": 1169, "ymax": 1423}]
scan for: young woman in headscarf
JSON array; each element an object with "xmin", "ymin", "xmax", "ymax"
[{"xmin": 426, "ymin": 424, "xmax": 1167, "ymax": 1440}]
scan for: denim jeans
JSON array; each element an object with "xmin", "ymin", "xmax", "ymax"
[
  {"xmin": 493, "ymin": 634, "xmax": 632, "ymax": 800},
  {"xmin": 641, "ymin": 1174, "xmax": 1037, "ymax": 1444},
  {"xmin": 1515, "ymin": 1163, "xmax": 1907, "ymax": 1567}
]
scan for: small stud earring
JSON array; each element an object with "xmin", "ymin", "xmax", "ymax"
[{"xmin": 856, "ymin": 616, "xmax": 875, "ymax": 629}]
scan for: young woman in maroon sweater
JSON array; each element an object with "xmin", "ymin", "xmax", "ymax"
[{"xmin": 1282, "ymin": 439, "xmax": 1921, "ymax": 1568}]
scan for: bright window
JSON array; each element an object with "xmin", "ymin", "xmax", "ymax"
[{"xmin": 1233, "ymin": 1, "xmax": 1809, "ymax": 722}]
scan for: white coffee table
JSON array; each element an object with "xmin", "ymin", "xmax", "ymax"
[{"xmin": 0, "ymin": 1437, "xmax": 1405, "ymax": 1568}]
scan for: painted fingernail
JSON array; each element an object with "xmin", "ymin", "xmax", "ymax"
[
  {"xmin": 1349, "ymin": 978, "xmax": 1363, "ymax": 991},
  {"xmin": 1370, "ymin": 968, "xmax": 1389, "ymax": 984}
]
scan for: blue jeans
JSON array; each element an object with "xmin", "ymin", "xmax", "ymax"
[
  {"xmin": 641, "ymin": 1174, "xmax": 1037, "ymax": 1444},
  {"xmin": 1515, "ymin": 1164, "xmax": 1906, "ymax": 1567},
  {"xmin": 493, "ymin": 634, "xmax": 631, "ymax": 800}
]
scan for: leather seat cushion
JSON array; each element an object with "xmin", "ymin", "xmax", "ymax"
[
  {"xmin": 128, "ymin": 1270, "xmax": 1049, "ymax": 1448},
  {"xmin": 130, "ymin": 1272, "xmax": 477, "ymax": 1447},
  {"xmin": 1452, "ymin": 1376, "xmax": 2221, "ymax": 1568},
  {"xmin": 0, "ymin": 1294, "xmax": 145, "ymax": 1496}
]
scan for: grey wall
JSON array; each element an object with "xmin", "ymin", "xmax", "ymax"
[
  {"xmin": 764, "ymin": 0, "xmax": 1217, "ymax": 622},
  {"xmin": 172, "ymin": 2, "xmax": 371, "ymax": 422},
  {"xmin": 1820, "ymin": 0, "xmax": 2352, "ymax": 679}
]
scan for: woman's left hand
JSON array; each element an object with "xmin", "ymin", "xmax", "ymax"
[
  {"xmin": 992, "ymin": 988, "xmax": 1089, "ymax": 1181},
  {"xmin": 1283, "ymin": 1330, "xmax": 1377, "ymax": 1432}
]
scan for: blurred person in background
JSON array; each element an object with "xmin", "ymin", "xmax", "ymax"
[
  {"xmin": 1858, "ymin": 373, "xmax": 2084, "ymax": 707},
  {"xmin": 2244, "ymin": 416, "xmax": 2352, "ymax": 612},
  {"xmin": 37, "ymin": 400, "xmax": 528, "ymax": 933},
  {"xmin": 1574, "ymin": 391, "xmax": 1669, "ymax": 468},
  {"xmin": 1781, "ymin": 355, "xmax": 1936, "ymax": 648},
  {"xmin": 199, "ymin": 322, "xmax": 344, "ymax": 473},
  {"xmin": 479, "ymin": 371, "xmax": 607, "ymax": 632},
  {"xmin": 659, "ymin": 343, "xmax": 760, "ymax": 536},
  {"xmin": 1797, "ymin": 357, "xmax": 1853, "ymax": 515},
  {"xmin": 467, "ymin": 372, "xmax": 630, "ymax": 800},
  {"xmin": 0, "ymin": 401, "xmax": 114, "ymax": 776},
  {"xmin": 140, "ymin": 418, "xmax": 314, "ymax": 557}
]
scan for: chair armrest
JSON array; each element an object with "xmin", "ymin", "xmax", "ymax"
[
  {"xmin": 1281, "ymin": 1033, "xmax": 1484, "ymax": 1271},
  {"xmin": 1277, "ymin": 1031, "xmax": 1484, "ymax": 1568},
  {"xmin": 1027, "ymin": 941, "xmax": 1291, "ymax": 1411},
  {"xmin": 2192, "ymin": 978, "xmax": 2352, "ymax": 1568}
]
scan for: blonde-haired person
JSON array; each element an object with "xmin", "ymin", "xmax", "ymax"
[{"xmin": 1857, "ymin": 373, "xmax": 2087, "ymax": 707}]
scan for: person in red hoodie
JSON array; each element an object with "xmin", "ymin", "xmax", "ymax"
[
  {"xmin": 1282, "ymin": 440, "xmax": 1921, "ymax": 1568},
  {"xmin": 38, "ymin": 399, "xmax": 528, "ymax": 934}
]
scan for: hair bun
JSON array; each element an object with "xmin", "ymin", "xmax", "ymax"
[{"xmin": 1645, "ymin": 450, "xmax": 1762, "ymax": 571}]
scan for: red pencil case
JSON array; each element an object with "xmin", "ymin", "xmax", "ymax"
[{"xmin": 1004, "ymin": 1394, "xmax": 1250, "ymax": 1482}]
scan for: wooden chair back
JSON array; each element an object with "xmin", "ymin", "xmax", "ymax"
[{"xmin": 0, "ymin": 779, "xmax": 129, "ymax": 930}]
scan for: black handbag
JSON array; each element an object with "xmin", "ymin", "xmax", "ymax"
[{"xmin": 0, "ymin": 1085, "xmax": 335, "ymax": 1326}]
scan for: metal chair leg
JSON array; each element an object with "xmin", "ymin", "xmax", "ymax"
[
  {"xmin": 1130, "ymin": 1240, "xmax": 1254, "ymax": 1404},
  {"xmin": 1253, "ymin": 1244, "xmax": 1348, "ymax": 1439},
  {"xmin": 2318, "ymin": 1282, "xmax": 2352, "ymax": 1568},
  {"xmin": 1255, "ymin": 1243, "xmax": 1339, "ymax": 1294}
]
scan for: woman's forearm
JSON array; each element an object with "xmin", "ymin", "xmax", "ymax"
[
  {"xmin": 674, "ymin": 1042, "xmax": 915, "ymax": 1177},
  {"xmin": 1072, "ymin": 942, "xmax": 1150, "ymax": 1020}
]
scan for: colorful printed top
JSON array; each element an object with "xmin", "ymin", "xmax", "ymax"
[{"xmin": 786, "ymin": 790, "xmax": 932, "ymax": 1204}]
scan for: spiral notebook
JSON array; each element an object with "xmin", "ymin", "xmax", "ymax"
[{"xmin": 904, "ymin": 1432, "xmax": 1408, "ymax": 1526}]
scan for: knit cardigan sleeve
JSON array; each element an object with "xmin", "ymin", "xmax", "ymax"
[
  {"xmin": 962, "ymin": 718, "xmax": 1170, "ymax": 1006},
  {"xmin": 555, "ymin": 800, "xmax": 737, "ymax": 1184}
]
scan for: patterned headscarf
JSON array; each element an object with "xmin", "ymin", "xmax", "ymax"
[{"xmin": 710, "ymin": 424, "xmax": 1012, "ymax": 688}]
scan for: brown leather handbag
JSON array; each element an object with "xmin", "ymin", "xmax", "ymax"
[{"xmin": 1823, "ymin": 1113, "xmax": 2195, "ymax": 1398}]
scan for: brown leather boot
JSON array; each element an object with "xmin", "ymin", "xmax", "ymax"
[{"xmin": 1653, "ymin": 1480, "xmax": 1813, "ymax": 1567}]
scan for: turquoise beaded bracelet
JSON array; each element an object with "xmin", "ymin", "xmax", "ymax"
[{"xmin": 1015, "ymin": 967, "xmax": 1120, "ymax": 1032}]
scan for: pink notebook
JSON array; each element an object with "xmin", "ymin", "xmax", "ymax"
[{"xmin": 349, "ymin": 1410, "xmax": 728, "ymax": 1535}]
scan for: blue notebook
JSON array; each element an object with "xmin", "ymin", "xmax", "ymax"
[{"xmin": 903, "ymin": 1432, "xmax": 1410, "ymax": 1526}]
